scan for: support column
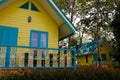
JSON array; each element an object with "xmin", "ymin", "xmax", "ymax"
[
  {"xmin": 0, "ymin": 47, "xmax": 6, "ymax": 67},
  {"xmin": 53, "ymin": 53, "xmax": 58, "ymax": 67},
  {"xmin": 66, "ymin": 51, "xmax": 72, "ymax": 66},
  {"xmin": 60, "ymin": 50, "xmax": 65, "ymax": 67},
  {"xmin": 28, "ymin": 49, "xmax": 34, "ymax": 67},
  {"xmin": 18, "ymin": 48, "xmax": 24, "ymax": 67},
  {"xmin": 9, "ymin": 47, "xmax": 16, "ymax": 67},
  {"xmin": 37, "ymin": 49, "xmax": 42, "ymax": 67},
  {"xmin": 45, "ymin": 52, "xmax": 50, "ymax": 67}
]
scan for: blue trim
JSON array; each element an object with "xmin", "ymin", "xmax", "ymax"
[
  {"xmin": 0, "ymin": 45, "xmax": 73, "ymax": 51},
  {"xmin": 5, "ymin": 47, "xmax": 11, "ymax": 68},
  {"xmin": 73, "ymin": 46, "xmax": 76, "ymax": 70},
  {"xmin": 47, "ymin": 0, "xmax": 76, "ymax": 34},
  {"xmin": 46, "ymin": 32, "xmax": 48, "ymax": 48},
  {"xmin": 30, "ymin": 30, "xmax": 48, "ymax": 48},
  {"xmin": 0, "ymin": 66, "xmax": 74, "ymax": 69}
]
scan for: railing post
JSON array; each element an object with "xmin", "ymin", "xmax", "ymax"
[{"xmin": 73, "ymin": 46, "xmax": 76, "ymax": 70}]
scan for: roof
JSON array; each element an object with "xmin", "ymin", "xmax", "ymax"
[
  {"xmin": 0, "ymin": 0, "xmax": 76, "ymax": 40},
  {"xmin": 0, "ymin": 0, "xmax": 7, "ymax": 5},
  {"xmin": 77, "ymin": 37, "xmax": 106, "ymax": 55}
]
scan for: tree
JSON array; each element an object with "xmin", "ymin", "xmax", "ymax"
[
  {"xmin": 56, "ymin": 0, "xmax": 117, "ymax": 49},
  {"xmin": 111, "ymin": 1, "xmax": 120, "ymax": 55}
]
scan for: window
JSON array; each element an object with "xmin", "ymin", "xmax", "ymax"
[
  {"xmin": 31, "ymin": 2, "xmax": 39, "ymax": 12},
  {"xmin": 101, "ymin": 54, "xmax": 107, "ymax": 61},
  {"xmin": 19, "ymin": 1, "xmax": 29, "ymax": 10},
  {"xmin": 19, "ymin": 1, "xmax": 40, "ymax": 12},
  {"xmin": 30, "ymin": 31, "xmax": 48, "ymax": 48}
]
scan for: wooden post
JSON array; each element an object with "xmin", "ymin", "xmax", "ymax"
[
  {"xmin": 60, "ymin": 50, "xmax": 65, "ymax": 67},
  {"xmin": 37, "ymin": 49, "xmax": 42, "ymax": 67},
  {"xmin": 53, "ymin": 53, "xmax": 58, "ymax": 67},
  {"xmin": 9, "ymin": 47, "xmax": 16, "ymax": 67},
  {"xmin": 45, "ymin": 52, "xmax": 50, "ymax": 67},
  {"xmin": 66, "ymin": 51, "xmax": 72, "ymax": 66},
  {"xmin": 28, "ymin": 49, "xmax": 34, "ymax": 67}
]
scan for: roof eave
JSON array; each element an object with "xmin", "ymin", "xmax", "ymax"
[{"xmin": 47, "ymin": 0, "xmax": 76, "ymax": 40}]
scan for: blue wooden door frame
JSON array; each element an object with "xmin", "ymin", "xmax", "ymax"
[{"xmin": 0, "ymin": 26, "xmax": 18, "ymax": 67}]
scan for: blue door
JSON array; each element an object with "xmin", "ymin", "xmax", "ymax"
[{"xmin": 0, "ymin": 27, "xmax": 18, "ymax": 67}]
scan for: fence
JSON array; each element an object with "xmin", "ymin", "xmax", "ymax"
[{"xmin": 0, "ymin": 46, "xmax": 76, "ymax": 69}]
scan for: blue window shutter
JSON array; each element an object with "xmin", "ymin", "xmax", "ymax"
[
  {"xmin": 19, "ymin": 1, "xmax": 29, "ymax": 10},
  {"xmin": 31, "ymin": 2, "xmax": 39, "ymax": 12},
  {"xmin": 0, "ymin": 27, "xmax": 18, "ymax": 46},
  {"xmin": 1, "ymin": 29, "xmax": 8, "ymax": 45},
  {"xmin": 8, "ymin": 29, "xmax": 18, "ymax": 46}
]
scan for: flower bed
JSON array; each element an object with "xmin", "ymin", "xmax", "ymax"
[{"xmin": 0, "ymin": 66, "xmax": 120, "ymax": 80}]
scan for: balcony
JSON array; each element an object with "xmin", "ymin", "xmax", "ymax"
[{"xmin": 0, "ymin": 46, "xmax": 76, "ymax": 69}]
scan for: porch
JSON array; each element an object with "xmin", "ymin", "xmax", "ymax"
[{"xmin": 0, "ymin": 46, "xmax": 76, "ymax": 69}]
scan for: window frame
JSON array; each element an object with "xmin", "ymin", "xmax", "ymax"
[{"xmin": 30, "ymin": 30, "xmax": 48, "ymax": 48}]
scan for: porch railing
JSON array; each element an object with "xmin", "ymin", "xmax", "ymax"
[{"xmin": 0, "ymin": 46, "xmax": 76, "ymax": 69}]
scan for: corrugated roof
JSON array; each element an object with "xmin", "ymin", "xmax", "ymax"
[{"xmin": 78, "ymin": 37, "xmax": 105, "ymax": 55}]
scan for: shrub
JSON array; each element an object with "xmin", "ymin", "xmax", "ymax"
[{"xmin": 0, "ymin": 66, "xmax": 120, "ymax": 80}]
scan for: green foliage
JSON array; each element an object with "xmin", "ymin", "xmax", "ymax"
[
  {"xmin": 111, "ymin": 1, "xmax": 120, "ymax": 53},
  {"xmin": 56, "ymin": 0, "xmax": 117, "ymax": 47}
]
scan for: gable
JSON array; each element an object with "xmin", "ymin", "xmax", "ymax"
[
  {"xmin": 0, "ymin": 0, "xmax": 59, "ymax": 48},
  {"xmin": 0, "ymin": 0, "xmax": 76, "ymax": 41}
]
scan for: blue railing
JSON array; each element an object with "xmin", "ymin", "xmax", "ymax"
[{"xmin": 0, "ymin": 45, "xmax": 76, "ymax": 69}]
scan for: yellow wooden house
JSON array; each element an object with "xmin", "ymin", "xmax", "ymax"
[
  {"xmin": 77, "ymin": 37, "xmax": 113, "ymax": 66},
  {"xmin": 0, "ymin": 0, "xmax": 76, "ymax": 68}
]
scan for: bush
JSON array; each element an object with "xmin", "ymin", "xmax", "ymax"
[{"xmin": 0, "ymin": 66, "xmax": 120, "ymax": 80}]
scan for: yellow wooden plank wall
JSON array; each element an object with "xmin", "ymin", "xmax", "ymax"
[
  {"xmin": 0, "ymin": 0, "xmax": 58, "ymax": 48},
  {"xmin": 77, "ymin": 55, "xmax": 93, "ymax": 66}
]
